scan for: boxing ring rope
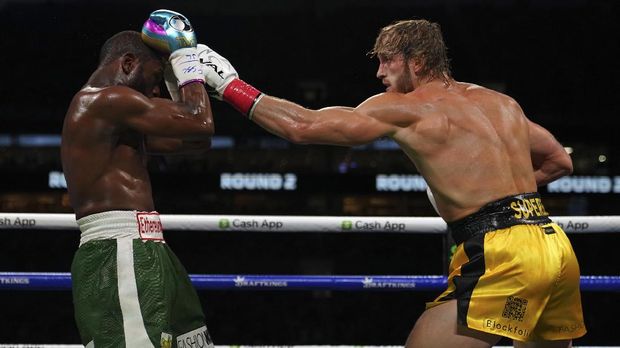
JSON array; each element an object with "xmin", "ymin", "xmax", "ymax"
[
  {"xmin": 2, "ymin": 272, "xmax": 619, "ymax": 291},
  {"xmin": 1, "ymin": 213, "xmax": 619, "ymax": 347},
  {"xmin": 1, "ymin": 213, "xmax": 618, "ymax": 233},
  {"xmin": 1, "ymin": 213, "xmax": 619, "ymax": 292}
]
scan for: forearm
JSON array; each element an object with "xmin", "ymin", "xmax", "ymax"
[
  {"xmin": 535, "ymin": 169, "xmax": 564, "ymax": 187},
  {"xmin": 251, "ymin": 96, "xmax": 316, "ymax": 143},
  {"xmin": 140, "ymin": 10, "xmax": 215, "ymax": 140},
  {"xmin": 179, "ymin": 83, "xmax": 214, "ymax": 135},
  {"xmin": 528, "ymin": 120, "xmax": 573, "ymax": 186},
  {"xmin": 533, "ymin": 153, "xmax": 573, "ymax": 186},
  {"xmin": 252, "ymin": 97, "xmax": 390, "ymax": 145}
]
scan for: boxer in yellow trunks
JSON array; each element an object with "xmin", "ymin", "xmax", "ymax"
[
  {"xmin": 430, "ymin": 192, "xmax": 584, "ymax": 342},
  {"xmin": 194, "ymin": 18, "xmax": 586, "ymax": 347},
  {"xmin": 62, "ymin": 10, "xmax": 216, "ymax": 347}
]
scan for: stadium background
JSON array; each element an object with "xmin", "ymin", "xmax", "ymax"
[{"xmin": 0, "ymin": 0, "xmax": 619, "ymax": 346}]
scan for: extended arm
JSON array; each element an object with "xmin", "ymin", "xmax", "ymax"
[
  {"xmin": 528, "ymin": 120, "xmax": 573, "ymax": 186},
  {"xmin": 251, "ymin": 96, "xmax": 397, "ymax": 146},
  {"xmin": 199, "ymin": 45, "xmax": 398, "ymax": 146}
]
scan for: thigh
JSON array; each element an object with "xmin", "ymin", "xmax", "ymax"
[
  {"xmin": 406, "ymin": 300, "xmax": 502, "ymax": 348},
  {"xmin": 133, "ymin": 241, "xmax": 208, "ymax": 340},
  {"xmin": 529, "ymin": 225, "xmax": 585, "ymax": 340},
  {"xmin": 72, "ymin": 240, "xmax": 126, "ymax": 347}
]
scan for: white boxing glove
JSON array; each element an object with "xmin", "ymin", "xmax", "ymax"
[
  {"xmin": 169, "ymin": 47, "xmax": 205, "ymax": 87},
  {"xmin": 197, "ymin": 44, "xmax": 238, "ymax": 99},
  {"xmin": 197, "ymin": 44, "xmax": 263, "ymax": 118}
]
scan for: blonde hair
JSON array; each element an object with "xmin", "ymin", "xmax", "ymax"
[{"xmin": 370, "ymin": 19, "xmax": 451, "ymax": 83}]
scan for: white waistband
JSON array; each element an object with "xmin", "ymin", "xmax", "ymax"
[{"xmin": 77, "ymin": 210, "xmax": 164, "ymax": 246}]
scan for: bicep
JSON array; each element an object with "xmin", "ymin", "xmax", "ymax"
[
  {"xmin": 304, "ymin": 107, "xmax": 397, "ymax": 146},
  {"xmin": 102, "ymin": 89, "xmax": 210, "ymax": 138},
  {"xmin": 124, "ymin": 96, "xmax": 204, "ymax": 136},
  {"xmin": 252, "ymin": 93, "xmax": 401, "ymax": 146},
  {"xmin": 297, "ymin": 94, "xmax": 409, "ymax": 145}
]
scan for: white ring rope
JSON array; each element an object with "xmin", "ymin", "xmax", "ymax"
[
  {"xmin": 1, "ymin": 214, "xmax": 618, "ymax": 348},
  {"xmin": 0, "ymin": 213, "xmax": 618, "ymax": 233}
]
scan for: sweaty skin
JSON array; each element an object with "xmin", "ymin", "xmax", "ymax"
[
  {"xmin": 62, "ymin": 55, "xmax": 213, "ymax": 219},
  {"xmin": 237, "ymin": 50, "xmax": 574, "ymax": 348},
  {"xmin": 248, "ymin": 54, "xmax": 571, "ymax": 222}
]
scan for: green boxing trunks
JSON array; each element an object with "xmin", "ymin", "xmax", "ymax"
[{"xmin": 72, "ymin": 210, "xmax": 213, "ymax": 348}]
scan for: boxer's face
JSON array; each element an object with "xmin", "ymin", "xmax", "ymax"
[
  {"xmin": 126, "ymin": 56, "xmax": 165, "ymax": 98},
  {"xmin": 376, "ymin": 53, "xmax": 413, "ymax": 93}
]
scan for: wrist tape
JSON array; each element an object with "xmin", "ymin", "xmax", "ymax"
[{"xmin": 222, "ymin": 79, "xmax": 263, "ymax": 119}]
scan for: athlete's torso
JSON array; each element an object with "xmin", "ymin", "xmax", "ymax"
[
  {"xmin": 391, "ymin": 81, "xmax": 537, "ymax": 221},
  {"xmin": 61, "ymin": 87, "xmax": 155, "ymax": 219}
]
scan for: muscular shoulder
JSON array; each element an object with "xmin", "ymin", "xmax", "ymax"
[
  {"xmin": 94, "ymin": 86, "xmax": 148, "ymax": 108},
  {"xmin": 76, "ymin": 85, "xmax": 151, "ymax": 118},
  {"xmin": 357, "ymin": 92, "xmax": 427, "ymax": 128},
  {"xmin": 459, "ymin": 82, "xmax": 520, "ymax": 109}
]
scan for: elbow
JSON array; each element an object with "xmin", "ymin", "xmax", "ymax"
[
  {"xmin": 186, "ymin": 139, "xmax": 212, "ymax": 153},
  {"xmin": 199, "ymin": 119, "xmax": 215, "ymax": 137},
  {"xmin": 558, "ymin": 151, "xmax": 573, "ymax": 176},
  {"xmin": 561, "ymin": 158, "xmax": 573, "ymax": 177},
  {"xmin": 544, "ymin": 153, "xmax": 572, "ymax": 184},
  {"xmin": 184, "ymin": 121, "xmax": 213, "ymax": 142},
  {"xmin": 192, "ymin": 106, "xmax": 214, "ymax": 136},
  {"xmin": 534, "ymin": 152, "xmax": 573, "ymax": 187}
]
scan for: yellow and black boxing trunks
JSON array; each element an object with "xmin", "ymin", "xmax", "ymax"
[{"xmin": 428, "ymin": 192, "xmax": 586, "ymax": 341}]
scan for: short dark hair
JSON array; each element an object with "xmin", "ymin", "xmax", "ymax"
[
  {"xmin": 98, "ymin": 30, "xmax": 160, "ymax": 66},
  {"xmin": 370, "ymin": 19, "xmax": 451, "ymax": 82}
]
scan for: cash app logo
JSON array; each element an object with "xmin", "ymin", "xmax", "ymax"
[
  {"xmin": 341, "ymin": 220, "xmax": 353, "ymax": 230},
  {"xmin": 219, "ymin": 219, "xmax": 230, "ymax": 229}
]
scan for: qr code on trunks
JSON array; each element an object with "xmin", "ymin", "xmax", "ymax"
[{"xmin": 502, "ymin": 296, "xmax": 528, "ymax": 322}]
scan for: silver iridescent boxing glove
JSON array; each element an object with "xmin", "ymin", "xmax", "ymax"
[
  {"xmin": 141, "ymin": 9, "xmax": 196, "ymax": 53},
  {"xmin": 142, "ymin": 9, "xmax": 204, "ymax": 88}
]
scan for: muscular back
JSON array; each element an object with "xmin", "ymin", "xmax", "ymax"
[
  {"xmin": 244, "ymin": 76, "xmax": 568, "ymax": 222},
  {"xmin": 62, "ymin": 88, "xmax": 154, "ymax": 218},
  {"xmin": 392, "ymin": 81, "xmax": 537, "ymax": 221}
]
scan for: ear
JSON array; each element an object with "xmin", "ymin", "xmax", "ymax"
[
  {"xmin": 121, "ymin": 53, "xmax": 138, "ymax": 74},
  {"xmin": 410, "ymin": 57, "xmax": 425, "ymax": 75}
]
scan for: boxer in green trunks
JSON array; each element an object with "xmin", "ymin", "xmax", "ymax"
[{"xmin": 62, "ymin": 10, "xmax": 215, "ymax": 347}]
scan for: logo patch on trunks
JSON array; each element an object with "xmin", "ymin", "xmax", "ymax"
[
  {"xmin": 161, "ymin": 332, "xmax": 172, "ymax": 348},
  {"xmin": 177, "ymin": 325, "xmax": 213, "ymax": 348},
  {"xmin": 137, "ymin": 212, "xmax": 164, "ymax": 241},
  {"xmin": 502, "ymin": 295, "xmax": 528, "ymax": 322}
]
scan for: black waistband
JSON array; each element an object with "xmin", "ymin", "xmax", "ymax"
[{"xmin": 447, "ymin": 192, "xmax": 552, "ymax": 245}]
